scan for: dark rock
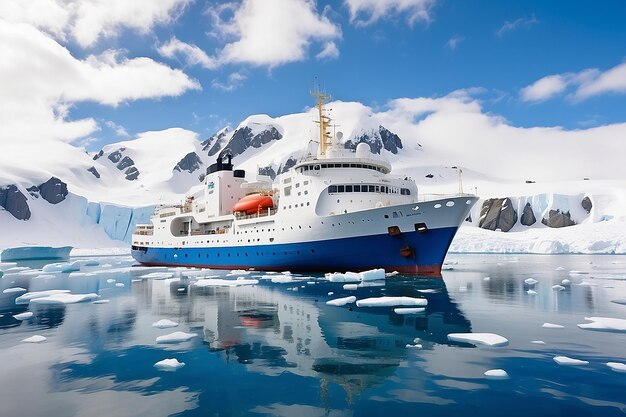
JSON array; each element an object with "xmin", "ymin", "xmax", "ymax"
[
  {"xmin": 581, "ymin": 196, "xmax": 592, "ymax": 213},
  {"xmin": 116, "ymin": 156, "xmax": 135, "ymax": 170},
  {"xmin": 174, "ymin": 152, "xmax": 203, "ymax": 174},
  {"xmin": 220, "ymin": 126, "xmax": 282, "ymax": 158},
  {"xmin": 425, "ymin": 174, "xmax": 434, "ymax": 178},
  {"xmin": 88, "ymin": 166, "xmax": 101, "ymax": 178},
  {"xmin": 125, "ymin": 167, "xmax": 139, "ymax": 181},
  {"xmin": 38, "ymin": 177, "xmax": 68, "ymax": 204},
  {"xmin": 258, "ymin": 166, "xmax": 277, "ymax": 180},
  {"xmin": 93, "ymin": 150, "xmax": 104, "ymax": 160},
  {"xmin": 108, "ymin": 150, "xmax": 123, "ymax": 163},
  {"xmin": 277, "ymin": 157, "xmax": 298, "ymax": 175},
  {"xmin": 344, "ymin": 125, "xmax": 404, "ymax": 155},
  {"xmin": 520, "ymin": 202, "xmax": 536, "ymax": 226},
  {"xmin": 202, "ymin": 128, "xmax": 230, "ymax": 157},
  {"xmin": 0, "ymin": 185, "xmax": 31, "ymax": 220},
  {"xmin": 379, "ymin": 126, "xmax": 403, "ymax": 154},
  {"xmin": 198, "ymin": 173, "xmax": 206, "ymax": 182},
  {"xmin": 26, "ymin": 186, "xmax": 39, "ymax": 198},
  {"xmin": 541, "ymin": 210, "xmax": 576, "ymax": 228},
  {"xmin": 479, "ymin": 197, "xmax": 517, "ymax": 232}
]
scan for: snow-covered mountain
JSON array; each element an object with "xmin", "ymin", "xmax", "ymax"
[{"xmin": 1, "ymin": 98, "xmax": 625, "ymax": 252}]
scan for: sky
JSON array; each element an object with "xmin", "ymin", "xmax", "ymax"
[{"xmin": 1, "ymin": 0, "xmax": 626, "ymax": 152}]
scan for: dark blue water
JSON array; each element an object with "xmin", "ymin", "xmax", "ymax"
[{"xmin": 1, "ymin": 254, "xmax": 625, "ymax": 416}]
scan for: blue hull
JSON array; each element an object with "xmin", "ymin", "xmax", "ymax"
[{"xmin": 131, "ymin": 226, "xmax": 459, "ymax": 276}]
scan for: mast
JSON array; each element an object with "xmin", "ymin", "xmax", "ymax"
[{"xmin": 311, "ymin": 90, "xmax": 332, "ymax": 156}]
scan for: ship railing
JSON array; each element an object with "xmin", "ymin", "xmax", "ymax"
[
  {"xmin": 133, "ymin": 225, "xmax": 154, "ymax": 236},
  {"xmin": 234, "ymin": 207, "xmax": 278, "ymax": 221},
  {"xmin": 417, "ymin": 192, "xmax": 476, "ymax": 202}
]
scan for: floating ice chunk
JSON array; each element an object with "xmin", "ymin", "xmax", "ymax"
[
  {"xmin": 326, "ymin": 296, "xmax": 356, "ymax": 306},
  {"xmin": 106, "ymin": 279, "xmax": 116, "ymax": 284},
  {"xmin": 394, "ymin": 307, "xmax": 426, "ymax": 315},
  {"xmin": 30, "ymin": 293, "xmax": 98, "ymax": 305},
  {"xmin": 531, "ymin": 340, "xmax": 546, "ymax": 344},
  {"xmin": 406, "ymin": 344, "xmax": 422, "ymax": 348},
  {"xmin": 326, "ymin": 272, "xmax": 361, "ymax": 283},
  {"xmin": 13, "ymin": 312, "xmax": 33, "ymax": 320},
  {"xmin": 483, "ymin": 277, "xmax": 491, "ymax": 281},
  {"xmin": 156, "ymin": 331, "xmax": 197, "ymax": 344},
  {"xmin": 15, "ymin": 290, "xmax": 70, "ymax": 304},
  {"xmin": 270, "ymin": 275, "xmax": 294, "ymax": 284},
  {"xmin": 3, "ymin": 287, "xmax": 26, "ymax": 294},
  {"xmin": 154, "ymin": 358, "xmax": 185, "ymax": 370},
  {"xmin": 542, "ymin": 323, "xmax": 564, "ymax": 329},
  {"xmin": 458, "ymin": 285, "xmax": 468, "ymax": 292},
  {"xmin": 556, "ymin": 267, "xmax": 566, "ymax": 271},
  {"xmin": 561, "ymin": 279, "xmax": 571, "ymax": 286},
  {"xmin": 578, "ymin": 281, "xmax": 597, "ymax": 287},
  {"xmin": 554, "ymin": 356, "xmax": 588, "ymax": 366},
  {"xmin": 92, "ymin": 299, "xmax": 110, "ymax": 304},
  {"xmin": 327, "ymin": 292, "xmax": 334, "ymax": 296},
  {"xmin": 4, "ymin": 267, "xmax": 29, "ymax": 272},
  {"xmin": 152, "ymin": 319, "xmax": 179, "ymax": 329},
  {"xmin": 141, "ymin": 272, "xmax": 174, "ymax": 280},
  {"xmin": 194, "ymin": 278, "xmax": 258, "ymax": 287},
  {"xmin": 360, "ymin": 268, "xmax": 385, "ymax": 281},
  {"xmin": 343, "ymin": 284, "xmax": 358, "ymax": 290},
  {"xmin": 22, "ymin": 335, "xmax": 47, "ymax": 343},
  {"xmin": 527, "ymin": 290, "xmax": 537, "ymax": 295},
  {"xmin": 552, "ymin": 285, "xmax": 565, "ymax": 291},
  {"xmin": 418, "ymin": 289, "xmax": 439, "ymax": 294},
  {"xmin": 306, "ymin": 281, "xmax": 316, "ymax": 285},
  {"xmin": 611, "ymin": 299, "xmax": 626, "ymax": 305},
  {"xmin": 356, "ymin": 296, "xmax": 427, "ymax": 308},
  {"xmin": 385, "ymin": 271, "xmax": 399, "ymax": 277},
  {"xmin": 577, "ymin": 317, "xmax": 626, "ymax": 332},
  {"xmin": 115, "ymin": 283, "xmax": 125, "ymax": 288},
  {"xmin": 607, "ymin": 362, "xmax": 626, "ymax": 373},
  {"xmin": 43, "ymin": 261, "xmax": 81, "ymax": 273},
  {"xmin": 227, "ymin": 269, "xmax": 251, "ymax": 276},
  {"xmin": 484, "ymin": 369, "xmax": 509, "ymax": 379},
  {"xmin": 525, "ymin": 278, "xmax": 538, "ymax": 285},
  {"xmin": 447, "ymin": 333, "xmax": 509, "ymax": 347}
]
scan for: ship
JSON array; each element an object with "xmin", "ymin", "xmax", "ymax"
[{"xmin": 131, "ymin": 92, "xmax": 477, "ymax": 275}]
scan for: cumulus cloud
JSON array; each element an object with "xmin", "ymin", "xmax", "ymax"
[
  {"xmin": 209, "ymin": 0, "xmax": 341, "ymax": 67},
  {"xmin": 445, "ymin": 34, "xmax": 464, "ymax": 50},
  {"xmin": 344, "ymin": 0, "xmax": 436, "ymax": 26},
  {"xmin": 521, "ymin": 61, "xmax": 626, "ymax": 102},
  {"xmin": 158, "ymin": 37, "xmax": 217, "ymax": 69},
  {"xmin": 496, "ymin": 14, "xmax": 539, "ymax": 37}
]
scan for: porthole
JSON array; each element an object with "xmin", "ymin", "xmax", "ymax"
[
  {"xmin": 434, "ymin": 203, "xmax": 442, "ymax": 209},
  {"xmin": 466, "ymin": 200, "xmax": 472, "ymax": 205},
  {"xmin": 446, "ymin": 201, "xmax": 455, "ymax": 207}
]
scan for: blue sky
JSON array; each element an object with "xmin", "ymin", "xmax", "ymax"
[{"xmin": 2, "ymin": 0, "xmax": 626, "ymax": 150}]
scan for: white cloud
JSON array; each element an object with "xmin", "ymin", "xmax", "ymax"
[
  {"xmin": 209, "ymin": 0, "xmax": 341, "ymax": 67},
  {"xmin": 0, "ymin": 0, "xmax": 191, "ymax": 47},
  {"xmin": 445, "ymin": 34, "xmax": 464, "ymax": 50},
  {"xmin": 521, "ymin": 61, "xmax": 626, "ymax": 102},
  {"xmin": 158, "ymin": 37, "xmax": 217, "ymax": 69},
  {"xmin": 316, "ymin": 41, "xmax": 340, "ymax": 60},
  {"xmin": 211, "ymin": 72, "xmax": 247, "ymax": 92},
  {"xmin": 496, "ymin": 14, "xmax": 539, "ymax": 37},
  {"xmin": 105, "ymin": 121, "xmax": 130, "ymax": 137},
  {"xmin": 344, "ymin": 0, "xmax": 435, "ymax": 26}
]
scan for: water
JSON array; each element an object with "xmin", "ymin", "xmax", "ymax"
[{"xmin": 1, "ymin": 254, "xmax": 625, "ymax": 416}]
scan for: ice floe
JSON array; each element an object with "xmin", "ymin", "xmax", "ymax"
[
  {"xmin": 15, "ymin": 290, "xmax": 71, "ymax": 304},
  {"xmin": 326, "ymin": 268, "xmax": 385, "ymax": 283},
  {"xmin": 227, "ymin": 269, "xmax": 251, "ymax": 276},
  {"xmin": 356, "ymin": 296, "xmax": 427, "ymax": 307},
  {"xmin": 394, "ymin": 307, "xmax": 426, "ymax": 315},
  {"xmin": 194, "ymin": 278, "xmax": 258, "ymax": 287},
  {"xmin": 554, "ymin": 356, "xmax": 588, "ymax": 366},
  {"xmin": 542, "ymin": 323, "xmax": 564, "ymax": 329},
  {"xmin": 343, "ymin": 284, "xmax": 358, "ymax": 290},
  {"xmin": 13, "ymin": 312, "xmax": 33, "ymax": 320},
  {"xmin": 611, "ymin": 299, "xmax": 626, "ymax": 305},
  {"xmin": 406, "ymin": 343, "xmax": 422, "ymax": 348},
  {"xmin": 92, "ymin": 300, "xmax": 110, "ymax": 304},
  {"xmin": 30, "ymin": 293, "xmax": 98, "ymax": 305},
  {"xmin": 606, "ymin": 362, "xmax": 626, "ymax": 373},
  {"xmin": 22, "ymin": 335, "xmax": 47, "ymax": 343},
  {"xmin": 269, "ymin": 275, "xmax": 295, "ymax": 284},
  {"xmin": 524, "ymin": 278, "xmax": 538, "ymax": 285},
  {"xmin": 552, "ymin": 285, "xmax": 565, "ymax": 291},
  {"xmin": 483, "ymin": 276, "xmax": 491, "ymax": 281},
  {"xmin": 156, "ymin": 331, "xmax": 197, "ymax": 344},
  {"xmin": 115, "ymin": 283, "xmax": 125, "ymax": 288},
  {"xmin": 140, "ymin": 272, "xmax": 174, "ymax": 280},
  {"xmin": 531, "ymin": 340, "xmax": 546, "ymax": 344},
  {"xmin": 484, "ymin": 369, "xmax": 509, "ymax": 379},
  {"xmin": 561, "ymin": 279, "xmax": 571, "ymax": 286},
  {"xmin": 326, "ymin": 296, "xmax": 356, "ymax": 306},
  {"xmin": 3, "ymin": 287, "xmax": 26, "ymax": 294},
  {"xmin": 447, "ymin": 333, "xmax": 509, "ymax": 347},
  {"xmin": 417, "ymin": 289, "xmax": 439, "ymax": 294},
  {"xmin": 578, "ymin": 281, "xmax": 597, "ymax": 287},
  {"xmin": 577, "ymin": 317, "xmax": 626, "ymax": 332},
  {"xmin": 152, "ymin": 319, "xmax": 179, "ymax": 329},
  {"xmin": 154, "ymin": 358, "xmax": 185, "ymax": 370},
  {"xmin": 527, "ymin": 290, "xmax": 537, "ymax": 295}
]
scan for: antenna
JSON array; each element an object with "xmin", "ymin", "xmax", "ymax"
[{"xmin": 310, "ymin": 85, "xmax": 331, "ymax": 156}]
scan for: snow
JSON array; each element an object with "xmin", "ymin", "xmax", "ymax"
[
  {"xmin": 3, "ymin": 287, "xmax": 26, "ymax": 294},
  {"xmin": 30, "ymin": 293, "xmax": 99, "ymax": 304},
  {"xmin": 577, "ymin": 317, "xmax": 626, "ymax": 332},
  {"xmin": 542, "ymin": 323, "xmax": 564, "ymax": 329},
  {"xmin": 152, "ymin": 319, "xmax": 179, "ymax": 329},
  {"xmin": 484, "ymin": 369, "xmax": 509, "ymax": 379},
  {"xmin": 356, "ymin": 296, "xmax": 428, "ymax": 307},
  {"xmin": 22, "ymin": 335, "xmax": 47, "ymax": 343},
  {"xmin": 394, "ymin": 307, "xmax": 426, "ymax": 315},
  {"xmin": 447, "ymin": 333, "xmax": 509, "ymax": 347},
  {"xmin": 194, "ymin": 278, "xmax": 259, "ymax": 287},
  {"xmin": 154, "ymin": 358, "xmax": 185, "ymax": 370},
  {"xmin": 606, "ymin": 362, "xmax": 626, "ymax": 373},
  {"xmin": 554, "ymin": 356, "xmax": 589, "ymax": 366},
  {"xmin": 13, "ymin": 312, "xmax": 33, "ymax": 320},
  {"xmin": 156, "ymin": 331, "xmax": 197, "ymax": 344},
  {"xmin": 326, "ymin": 296, "xmax": 356, "ymax": 306},
  {"xmin": 15, "ymin": 290, "xmax": 71, "ymax": 304}
]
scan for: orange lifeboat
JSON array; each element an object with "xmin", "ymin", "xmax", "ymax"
[{"xmin": 232, "ymin": 194, "xmax": 274, "ymax": 215}]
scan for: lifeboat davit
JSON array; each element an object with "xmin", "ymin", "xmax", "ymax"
[{"xmin": 233, "ymin": 194, "xmax": 274, "ymax": 215}]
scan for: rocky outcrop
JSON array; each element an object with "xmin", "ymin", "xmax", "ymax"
[
  {"xmin": 125, "ymin": 167, "xmax": 139, "ymax": 181},
  {"xmin": 542, "ymin": 210, "xmax": 576, "ymax": 228},
  {"xmin": 344, "ymin": 125, "xmax": 404, "ymax": 155},
  {"xmin": 479, "ymin": 198, "xmax": 517, "ymax": 232},
  {"xmin": 581, "ymin": 196, "xmax": 592, "ymax": 213},
  {"xmin": 0, "ymin": 185, "xmax": 31, "ymax": 220},
  {"xmin": 277, "ymin": 157, "xmax": 298, "ymax": 175},
  {"xmin": 258, "ymin": 166, "xmax": 277, "ymax": 180},
  {"xmin": 174, "ymin": 152, "xmax": 203, "ymax": 174},
  {"xmin": 220, "ymin": 126, "xmax": 282, "ymax": 158},
  {"xmin": 93, "ymin": 150, "xmax": 104, "ymax": 160},
  {"xmin": 108, "ymin": 150, "xmax": 123, "ymax": 163},
  {"xmin": 38, "ymin": 177, "xmax": 68, "ymax": 204},
  {"xmin": 116, "ymin": 156, "xmax": 135, "ymax": 170},
  {"xmin": 88, "ymin": 166, "xmax": 101, "ymax": 178},
  {"xmin": 379, "ymin": 126, "xmax": 403, "ymax": 154},
  {"xmin": 520, "ymin": 202, "xmax": 536, "ymax": 226},
  {"xmin": 26, "ymin": 186, "xmax": 39, "ymax": 198},
  {"xmin": 202, "ymin": 128, "xmax": 230, "ymax": 157}
]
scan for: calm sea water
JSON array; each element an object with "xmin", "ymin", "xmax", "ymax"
[{"xmin": 1, "ymin": 254, "xmax": 625, "ymax": 417}]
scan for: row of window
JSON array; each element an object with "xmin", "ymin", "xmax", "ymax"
[
  {"xmin": 328, "ymin": 184, "xmax": 411, "ymax": 195},
  {"xmin": 299, "ymin": 163, "xmax": 386, "ymax": 173}
]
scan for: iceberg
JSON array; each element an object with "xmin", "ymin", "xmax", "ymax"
[
  {"xmin": 1, "ymin": 246, "xmax": 72, "ymax": 262},
  {"xmin": 356, "ymin": 296, "xmax": 428, "ymax": 307},
  {"xmin": 554, "ymin": 356, "xmax": 588, "ymax": 366},
  {"xmin": 447, "ymin": 333, "xmax": 509, "ymax": 347},
  {"xmin": 156, "ymin": 331, "xmax": 197, "ymax": 344},
  {"xmin": 22, "ymin": 335, "xmax": 47, "ymax": 343},
  {"xmin": 15, "ymin": 290, "xmax": 71, "ymax": 304},
  {"xmin": 3, "ymin": 287, "xmax": 26, "ymax": 294},
  {"xmin": 577, "ymin": 317, "xmax": 626, "ymax": 332},
  {"xmin": 343, "ymin": 284, "xmax": 358, "ymax": 290},
  {"xmin": 606, "ymin": 362, "xmax": 626, "ymax": 373},
  {"xmin": 30, "ymin": 293, "xmax": 98, "ymax": 305},
  {"xmin": 326, "ymin": 296, "xmax": 356, "ymax": 306},
  {"xmin": 152, "ymin": 319, "xmax": 179, "ymax": 329},
  {"xmin": 394, "ymin": 307, "xmax": 426, "ymax": 315},
  {"xmin": 484, "ymin": 369, "xmax": 509, "ymax": 379},
  {"xmin": 154, "ymin": 358, "xmax": 185, "ymax": 370},
  {"xmin": 326, "ymin": 268, "xmax": 385, "ymax": 283}
]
